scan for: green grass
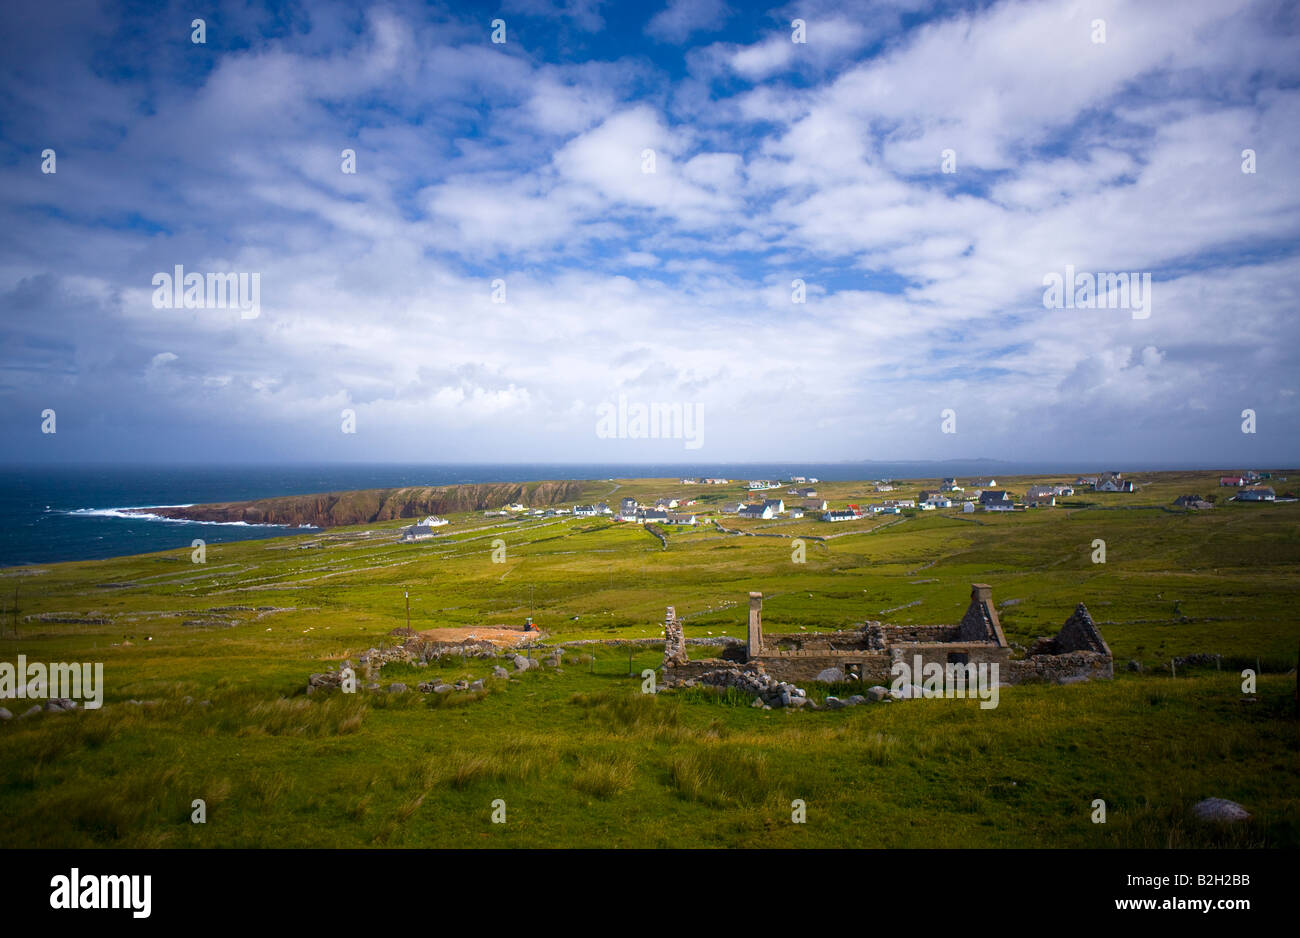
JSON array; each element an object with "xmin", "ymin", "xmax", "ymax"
[{"xmin": 1, "ymin": 470, "xmax": 1297, "ymax": 847}]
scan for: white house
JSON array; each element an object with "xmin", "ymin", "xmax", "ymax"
[
  {"xmin": 823, "ymin": 509, "xmax": 857, "ymax": 522},
  {"xmin": 739, "ymin": 504, "xmax": 775, "ymax": 520}
]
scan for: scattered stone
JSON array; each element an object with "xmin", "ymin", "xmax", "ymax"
[
  {"xmin": 824, "ymin": 696, "xmax": 846, "ymax": 710},
  {"xmin": 470, "ymin": 679, "xmax": 485, "ymax": 692},
  {"xmin": 751, "ymin": 696, "xmax": 764, "ymax": 708},
  {"xmin": 846, "ymin": 695, "xmax": 867, "ymax": 706},
  {"xmin": 814, "ymin": 667, "xmax": 845, "ymax": 683},
  {"xmin": 492, "ymin": 666, "xmax": 509, "ymax": 679},
  {"xmin": 866, "ymin": 685, "xmax": 889, "ymax": 702},
  {"xmin": 387, "ymin": 683, "xmax": 408, "ymax": 694},
  {"xmin": 1126, "ymin": 660, "xmax": 1142, "ymax": 672},
  {"xmin": 0, "ymin": 707, "xmax": 11, "ymax": 721},
  {"xmin": 1191, "ymin": 798, "xmax": 1251, "ymax": 823},
  {"xmin": 512, "ymin": 654, "xmax": 534, "ymax": 672}
]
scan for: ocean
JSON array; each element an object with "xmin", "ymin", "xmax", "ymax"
[{"xmin": 0, "ymin": 460, "xmax": 1209, "ymax": 567}]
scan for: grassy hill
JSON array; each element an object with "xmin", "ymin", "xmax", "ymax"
[{"xmin": 1, "ymin": 470, "xmax": 1297, "ymax": 848}]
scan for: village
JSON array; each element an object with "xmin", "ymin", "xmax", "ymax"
[{"xmin": 390, "ymin": 469, "xmax": 1291, "ymax": 540}]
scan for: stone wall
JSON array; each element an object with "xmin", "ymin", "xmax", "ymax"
[
  {"xmin": 753, "ymin": 651, "xmax": 893, "ymax": 683},
  {"xmin": 1009, "ymin": 650, "xmax": 1113, "ymax": 684}
]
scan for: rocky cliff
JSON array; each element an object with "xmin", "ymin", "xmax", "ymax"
[{"xmin": 128, "ymin": 481, "xmax": 589, "ymax": 529}]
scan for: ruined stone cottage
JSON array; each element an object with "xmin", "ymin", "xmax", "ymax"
[{"xmin": 663, "ymin": 584, "xmax": 1113, "ymax": 686}]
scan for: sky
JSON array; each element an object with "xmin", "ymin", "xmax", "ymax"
[{"xmin": 1, "ymin": 0, "xmax": 1298, "ymax": 466}]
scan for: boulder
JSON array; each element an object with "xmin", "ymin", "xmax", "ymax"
[
  {"xmin": 0, "ymin": 707, "xmax": 11, "ymax": 721},
  {"xmin": 866, "ymin": 685, "xmax": 889, "ymax": 702},
  {"xmin": 824, "ymin": 696, "xmax": 846, "ymax": 710},
  {"xmin": 788, "ymin": 696, "xmax": 808, "ymax": 708},
  {"xmin": 814, "ymin": 667, "xmax": 845, "ymax": 683},
  {"xmin": 1191, "ymin": 798, "xmax": 1251, "ymax": 823},
  {"xmin": 470, "ymin": 679, "xmax": 485, "ymax": 692},
  {"xmin": 845, "ymin": 695, "xmax": 867, "ymax": 706},
  {"xmin": 433, "ymin": 684, "xmax": 453, "ymax": 694},
  {"xmin": 492, "ymin": 666, "xmax": 509, "ymax": 679},
  {"xmin": 387, "ymin": 683, "xmax": 408, "ymax": 694},
  {"xmin": 751, "ymin": 696, "xmax": 764, "ymax": 708},
  {"xmin": 512, "ymin": 655, "xmax": 534, "ymax": 672}
]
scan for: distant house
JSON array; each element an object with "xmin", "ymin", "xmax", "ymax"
[
  {"xmin": 620, "ymin": 497, "xmax": 638, "ymax": 511},
  {"xmin": 420, "ymin": 515, "xmax": 448, "ymax": 527},
  {"xmin": 762, "ymin": 498, "xmax": 785, "ymax": 514},
  {"xmin": 962, "ymin": 501, "xmax": 976, "ymax": 513},
  {"xmin": 636, "ymin": 508, "xmax": 669, "ymax": 523},
  {"xmin": 1096, "ymin": 472, "xmax": 1132, "ymax": 493},
  {"xmin": 788, "ymin": 507, "xmax": 805, "ymax": 518},
  {"xmin": 971, "ymin": 478, "xmax": 997, "ymax": 488},
  {"xmin": 823, "ymin": 509, "xmax": 857, "ymax": 522},
  {"xmin": 664, "ymin": 511, "xmax": 698, "ymax": 525},
  {"xmin": 1075, "ymin": 477, "xmax": 1098, "ymax": 488},
  {"xmin": 573, "ymin": 504, "xmax": 599, "ymax": 516},
  {"xmin": 1025, "ymin": 494, "xmax": 1055, "ymax": 508},
  {"xmin": 802, "ymin": 498, "xmax": 829, "ymax": 511},
  {"xmin": 924, "ymin": 495, "xmax": 953, "ymax": 508},
  {"xmin": 655, "ymin": 497, "xmax": 680, "ymax": 510},
  {"xmin": 739, "ymin": 504, "xmax": 775, "ymax": 520},
  {"xmin": 679, "ymin": 478, "xmax": 699, "ymax": 485},
  {"xmin": 747, "ymin": 480, "xmax": 780, "ymax": 491},
  {"xmin": 719, "ymin": 502, "xmax": 744, "ymax": 514},
  {"xmin": 978, "ymin": 490, "xmax": 1013, "ymax": 507},
  {"xmin": 399, "ymin": 524, "xmax": 438, "ymax": 541},
  {"xmin": 1051, "ymin": 485, "xmax": 1074, "ymax": 497},
  {"xmin": 1236, "ymin": 486, "xmax": 1275, "ymax": 502},
  {"xmin": 940, "ymin": 478, "xmax": 964, "ymax": 492},
  {"xmin": 917, "ymin": 501, "xmax": 935, "ymax": 511},
  {"xmin": 1174, "ymin": 494, "xmax": 1214, "ymax": 509},
  {"xmin": 1219, "ymin": 476, "xmax": 1245, "ymax": 487},
  {"xmin": 874, "ymin": 483, "xmax": 895, "ymax": 492},
  {"xmin": 883, "ymin": 499, "xmax": 915, "ymax": 509},
  {"xmin": 1025, "ymin": 486, "xmax": 1056, "ymax": 501},
  {"xmin": 794, "ymin": 487, "xmax": 818, "ymax": 498},
  {"xmin": 596, "ymin": 502, "xmax": 612, "ymax": 515},
  {"xmin": 703, "ymin": 478, "xmax": 730, "ymax": 485},
  {"xmin": 1243, "ymin": 471, "xmax": 1262, "ymax": 482}
]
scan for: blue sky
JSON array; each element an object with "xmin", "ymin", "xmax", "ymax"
[{"xmin": 2, "ymin": 0, "xmax": 1299, "ymax": 465}]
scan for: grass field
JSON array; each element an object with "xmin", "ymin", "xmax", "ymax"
[{"xmin": 1, "ymin": 470, "xmax": 1297, "ymax": 848}]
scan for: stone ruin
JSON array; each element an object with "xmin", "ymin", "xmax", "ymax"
[
  {"xmin": 662, "ymin": 606, "xmax": 689, "ymax": 668},
  {"xmin": 661, "ymin": 583, "xmax": 1114, "ymax": 689}
]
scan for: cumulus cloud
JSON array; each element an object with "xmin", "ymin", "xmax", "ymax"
[{"xmin": 0, "ymin": 0, "xmax": 1297, "ymax": 465}]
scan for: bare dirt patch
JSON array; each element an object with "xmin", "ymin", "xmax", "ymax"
[{"xmin": 416, "ymin": 626, "xmax": 540, "ymax": 648}]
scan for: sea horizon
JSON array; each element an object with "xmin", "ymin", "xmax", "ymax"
[{"xmin": 0, "ymin": 459, "xmax": 1289, "ymax": 568}]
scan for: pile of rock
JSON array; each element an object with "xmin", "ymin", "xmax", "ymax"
[
  {"xmin": 0, "ymin": 698, "xmax": 81, "ymax": 720},
  {"xmin": 671, "ymin": 665, "xmax": 809, "ymax": 710},
  {"xmin": 415, "ymin": 677, "xmax": 486, "ymax": 694}
]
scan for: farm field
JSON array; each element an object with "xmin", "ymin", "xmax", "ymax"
[{"xmin": 1, "ymin": 470, "xmax": 1297, "ymax": 848}]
